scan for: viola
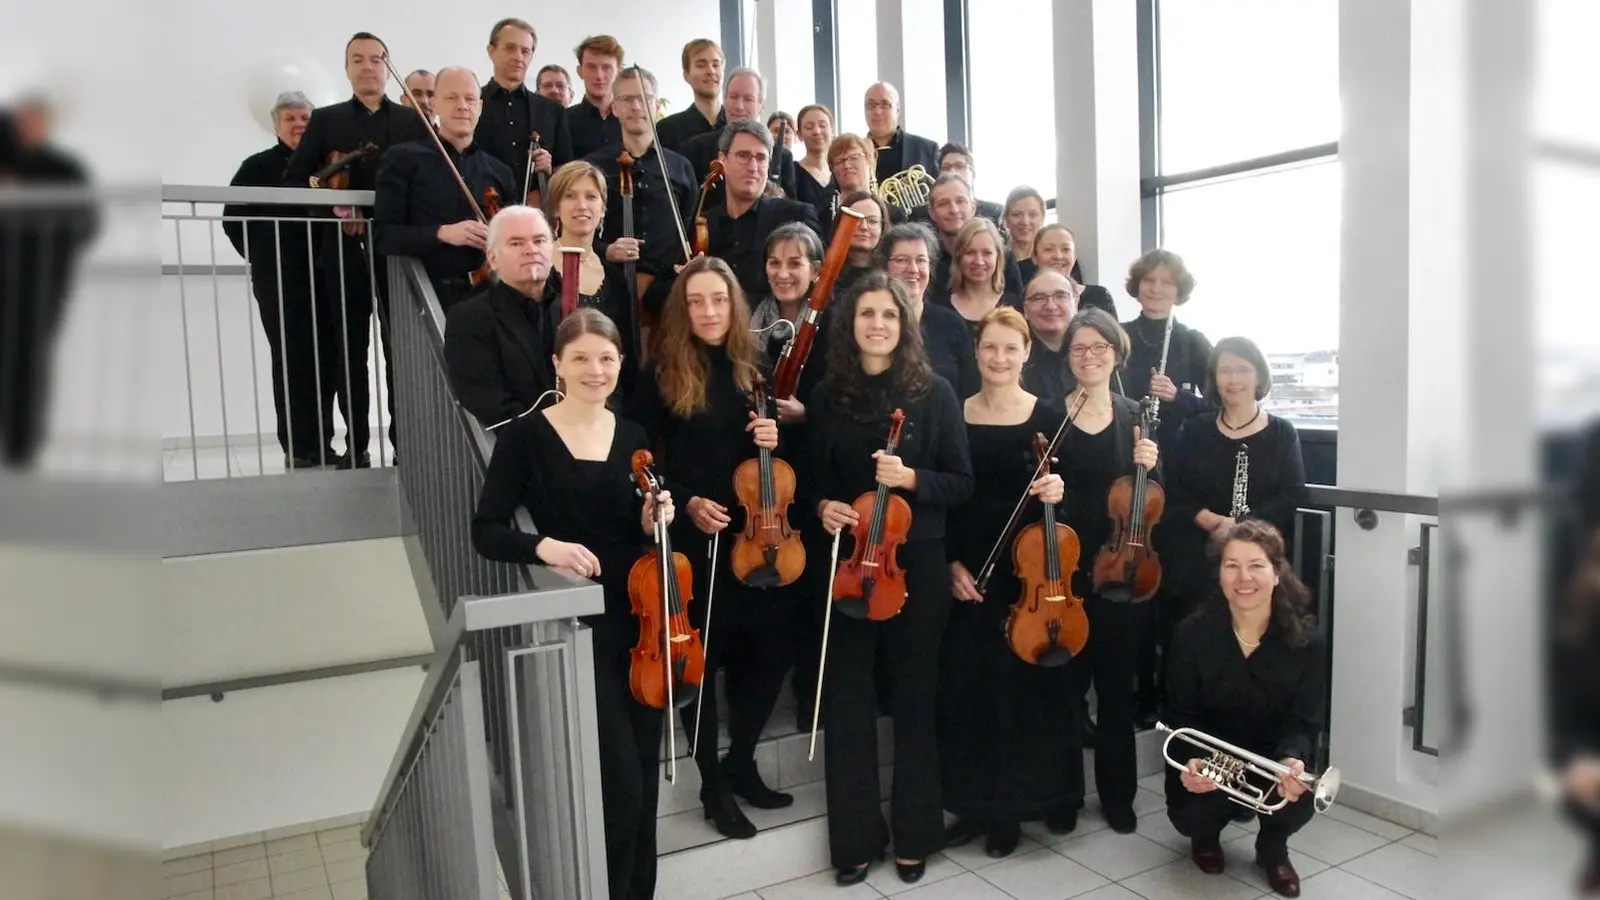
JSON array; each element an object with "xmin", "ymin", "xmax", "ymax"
[
  {"xmin": 626, "ymin": 450, "xmax": 706, "ymax": 712},
  {"xmin": 730, "ymin": 378, "xmax": 805, "ymax": 588},
  {"xmin": 469, "ymin": 186, "xmax": 502, "ymax": 287},
  {"xmin": 769, "ymin": 206, "xmax": 866, "ymax": 401},
  {"xmin": 690, "ymin": 160, "xmax": 724, "ymax": 257},
  {"xmin": 1005, "ymin": 433, "xmax": 1088, "ymax": 666},
  {"xmin": 831, "ymin": 409, "xmax": 912, "ymax": 621},
  {"xmin": 1092, "ymin": 399, "xmax": 1165, "ymax": 602}
]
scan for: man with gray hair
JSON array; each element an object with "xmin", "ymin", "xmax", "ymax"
[
  {"xmin": 702, "ymin": 118, "xmax": 819, "ymax": 302},
  {"xmin": 443, "ymin": 205, "xmax": 563, "ymax": 428},
  {"xmin": 681, "ymin": 66, "xmax": 796, "ymax": 202},
  {"xmin": 222, "ymin": 90, "xmax": 332, "ymax": 468}
]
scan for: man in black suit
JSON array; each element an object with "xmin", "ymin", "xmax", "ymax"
[
  {"xmin": 375, "ymin": 66, "xmax": 516, "ymax": 313},
  {"xmin": 223, "ymin": 90, "xmax": 329, "ymax": 468},
  {"xmin": 476, "ymin": 17, "xmax": 573, "ymax": 205},
  {"xmin": 444, "ymin": 206, "xmax": 561, "ymax": 429},
  {"xmin": 679, "ymin": 67, "xmax": 797, "ymax": 202},
  {"xmin": 864, "ymin": 82, "xmax": 940, "ymax": 186},
  {"xmin": 702, "ymin": 119, "xmax": 820, "ymax": 303},
  {"xmin": 283, "ymin": 31, "xmax": 431, "ymax": 467}
]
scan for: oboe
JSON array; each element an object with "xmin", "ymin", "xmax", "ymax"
[{"xmin": 1230, "ymin": 445, "xmax": 1251, "ymax": 519}]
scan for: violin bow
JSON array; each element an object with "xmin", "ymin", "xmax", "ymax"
[
  {"xmin": 689, "ymin": 531, "xmax": 719, "ymax": 757},
  {"xmin": 630, "ymin": 66, "xmax": 693, "ymax": 263},
  {"xmin": 808, "ymin": 527, "xmax": 844, "ymax": 761},
  {"xmin": 381, "ymin": 54, "xmax": 485, "ymax": 222},
  {"xmin": 974, "ymin": 391, "xmax": 1090, "ymax": 593}
]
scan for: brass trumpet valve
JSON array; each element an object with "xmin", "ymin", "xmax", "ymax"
[{"xmin": 1200, "ymin": 752, "xmax": 1249, "ymax": 788}]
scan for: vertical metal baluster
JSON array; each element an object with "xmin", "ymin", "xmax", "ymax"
[
  {"xmin": 241, "ymin": 217, "xmax": 264, "ymax": 473},
  {"xmin": 371, "ymin": 244, "xmax": 388, "ymax": 466},
  {"xmin": 274, "ymin": 224, "xmax": 292, "ymax": 469},
  {"xmin": 174, "ymin": 218, "xmax": 201, "ymax": 476},
  {"xmin": 336, "ymin": 228, "xmax": 353, "ymax": 461},
  {"xmin": 206, "ymin": 225, "xmax": 233, "ymax": 477},
  {"xmin": 307, "ymin": 221, "xmax": 327, "ymax": 464}
]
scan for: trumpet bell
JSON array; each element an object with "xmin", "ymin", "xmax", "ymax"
[{"xmin": 1311, "ymin": 766, "xmax": 1341, "ymax": 813}]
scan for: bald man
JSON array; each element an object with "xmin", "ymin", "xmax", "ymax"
[
  {"xmin": 443, "ymin": 206, "xmax": 563, "ymax": 427},
  {"xmin": 864, "ymin": 82, "xmax": 939, "ymax": 187},
  {"xmin": 1017, "ymin": 269, "xmax": 1081, "ymax": 402},
  {"xmin": 376, "ymin": 66, "xmax": 517, "ymax": 312}
]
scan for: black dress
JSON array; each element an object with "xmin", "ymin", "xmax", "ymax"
[
  {"xmin": 470, "ymin": 412, "xmax": 661, "ymax": 900},
  {"xmin": 939, "ymin": 398, "xmax": 1086, "ymax": 822}
]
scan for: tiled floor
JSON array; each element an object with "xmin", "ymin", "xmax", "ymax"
[
  {"xmin": 162, "ymin": 823, "xmax": 369, "ymax": 900},
  {"xmin": 706, "ymin": 775, "xmax": 1441, "ymax": 900}
]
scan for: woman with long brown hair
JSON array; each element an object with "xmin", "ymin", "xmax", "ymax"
[
  {"xmin": 1164, "ymin": 519, "xmax": 1326, "ymax": 898},
  {"xmin": 628, "ymin": 256, "xmax": 798, "ymax": 840},
  {"xmin": 806, "ymin": 272, "xmax": 973, "ymax": 885}
]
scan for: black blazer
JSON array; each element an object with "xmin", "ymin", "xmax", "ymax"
[
  {"xmin": 872, "ymin": 127, "xmax": 940, "ymax": 184},
  {"xmin": 444, "ymin": 280, "xmax": 561, "ymax": 428},
  {"xmin": 283, "ymin": 96, "xmax": 429, "ymax": 198},
  {"xmin": 704, "ymin": 196, "xmax": 823, "ymax": 302}
]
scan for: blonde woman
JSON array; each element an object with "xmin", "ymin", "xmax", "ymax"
[{"xmin": 938, "ymin": 217, "xmax": 1020, "ymax": 340}]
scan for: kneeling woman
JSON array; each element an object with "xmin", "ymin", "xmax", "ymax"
[
  {"xmin": 807, "ymin": 272, "xmax": 974, "ymax": 885},
  {"xmin": 630, "ymin": 255, "xmax": 797, "ymax": 839},
  {"xmin": 1163, "ymin": 519, "xmax": 1326, "ymax": 899},
  {"xmin": 472, "ymin": 309, "xmax": 673, "ymax": 900}
]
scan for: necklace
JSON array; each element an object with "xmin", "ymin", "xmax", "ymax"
[
  {"xmin": 1233, "ymin": 628, "xmax": 1261, "ymax": 649},
  {"xmin": 1220, "ymin": 406, "xmax": 1262, "ymax": 432}
]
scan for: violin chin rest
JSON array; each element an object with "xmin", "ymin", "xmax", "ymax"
[
  {"xmin": 834, "ymin": 597, "xmax": 869, "ymax": 620},
  {"xmin": 740, "ymin": 566, "xmax": 783, "ymax": 589}
]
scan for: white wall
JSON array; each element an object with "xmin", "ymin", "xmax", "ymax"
[
  {"xmin": 163, "ymin": 667, "xmax": 425, "ymax": 849},
  {"xmin": 163, "ymin": 0, "xmax": 721, "ymax": 188}
]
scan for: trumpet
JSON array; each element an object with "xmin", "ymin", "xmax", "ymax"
[{"xmin": 1156, "ymin": 721, "xmax": 1341, "ymax": 815}]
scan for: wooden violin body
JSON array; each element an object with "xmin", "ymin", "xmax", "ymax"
[
  {"xmin": 626, "ymin": 450, "xmax": 705, "ymax": 709},
  {"xmin": 1005, "ymin": 433, "xmax": 1088, "ymax": 666},
  {"xmin": 831, "ymin": 410, "xmax": 911, "ymax": 621},
  {"xmin": 690, "ymin": 160, "xmax": 723, "ymax": 257},
  {"xmin": 469, "ymin": 186, "xmax": 502, "ymax": 287},
  {"xmin": 1092, "ymin": 402, "xmax": 1164, "ymax": 602},
  {"xmin": 308, "ymin": 143, "xmax": 379, "ymax": 190},
  {"xmin": 731, "ymin": 381, "xmax": 805, "ymax": 587}
]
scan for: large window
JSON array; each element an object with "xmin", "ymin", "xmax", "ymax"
[
  {"xmin": 1144, "ymin": 0, "xmax": 1341, "ymax": 421},
  {"xmin": 968, "ymin": 0, "xmax": 1055, "ymax": 203}
]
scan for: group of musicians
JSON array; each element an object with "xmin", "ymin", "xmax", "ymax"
[{"xmin": 226, "ymin": 22, "xmax": 1600, "ymax": 900}]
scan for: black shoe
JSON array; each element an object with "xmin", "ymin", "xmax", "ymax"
[
  {"xmin": 944, "ymin": 816, "xmax": 984, "ymax": 848},
  {"xmin": 699, "ymin": 783, "xmax": 755, "ymax": 840},
  {"xmin": 337, "ymin": 451, "xmax": 372, "ymax": 469},
  {"xmin": 835, "ymin": 863, "xmax": 870, "ymax": 886},
  {"xmin": 1104, "ymin": 804, "xmax": 1138, "ymax": 834},
  {"xmin": 721, "ymin": 756, "xmax": 792, "ymax": 809},
  {"xmin": 1045, "ymin": 808, "xmax": 1079, "ymax": 835},
  {"xmin": 286, "ymin": 455, "xmax": 326, "ymax": 470},
  {"xmin": 1134, "ymin": 706, "xmax": 1159, "ymax": 731},
  {"xmin": 894, "ymin": 859, "xmax": 925, "ymax": 883},
  {"xmin": 985, "ymin": 820, "xmax": 1021, "ymax": 858}
]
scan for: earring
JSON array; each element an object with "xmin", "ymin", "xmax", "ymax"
[
  {"xmin": 553, "ymin": 218, "xmax": 562, "ymax": 239},
  {"xmin": 596, "ymin": 216, "xmax": 605, "ymax": 242},
  {"xmin": 555, "ymin": 374, "xmax": 566, "ymax": 398}
]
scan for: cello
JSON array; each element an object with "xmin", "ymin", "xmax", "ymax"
[
  {"xmin": 1091, "ymin": 399, "xmax": 1164, "ymax": 602},
  {"xmin": 730, "ymin": 377, "xmax": 805, "ymax": 588},
  {"xmin": 768, "ymin": 206, "xmax": 866, "ymax": 401},
  {"xmin": 830, "ymin": 409, "xmax": 912, "ymax": 621},
  {"xmin": 626, "ymin": 450, "xmax": 706, "ymax": 781},
  {"xmin": 1004, "ymin": 433, "xmax": 1088, "ymax": 666}
]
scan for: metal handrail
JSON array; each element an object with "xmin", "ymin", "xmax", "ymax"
[
  {"xmin": 161, "ymin": 184, "xmax": 374, "ymax": 206},
  {"xmin": 1304, "ymin": 484, "xmax": 1438, "ymax": 517}
]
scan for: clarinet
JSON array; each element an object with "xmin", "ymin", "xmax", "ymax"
[{"xmin": 1230, "ymin": 445, "xmax": 1251, "ymax": 519}]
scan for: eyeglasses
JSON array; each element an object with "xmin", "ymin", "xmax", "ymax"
[
  {"xmin": 613, "ymin": 92, "xmax": 645, "ymax": 105},
  {"xmin": 887, "ymin": 255, "xmax": 930, "ymax": 269},
  {"xmin": 865, "ymin": 100, "xmax": 894, "ymax": 111},
  {"xmin": 831, "ymin": 151, "xmax": 866, "ymax": 167},
  {"xmin": 1068, "ymin": 342, "xmax": 1114, "ymax": 358},
  {"xmin": 730, "ymin": 150, "xmax": 769, "ymax": 167},
  {"xmin": 1026, "ymin": 290, "xmax": 1075, "ymax": 306},
  {"xmin": 858, "ymin": 216, "xmax": 883, "ymax": 228}
]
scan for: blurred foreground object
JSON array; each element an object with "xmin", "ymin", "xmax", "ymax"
[{"xmin": 0, "ymin": 99, "xmax": 100, "ymax": 470}]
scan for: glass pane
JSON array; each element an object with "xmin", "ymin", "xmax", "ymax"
[
  {"xmin": 1158, "ymin": 0, "xmax": 1339, "ymax": 173},
  {"xmin": 969, "ymin": 0, "xmax": 1055, "ymax": 202},
  {"xmin": 1535, "ymin": 159, "xmax": 1600, "ymax": 425},
  {"xmin": 1537, "ymin": 0, "xmax": 1600, "ymax": 147},
  {"xmin": 1158, "ymin": 161, "xmax": 1341, "ymax": 421}
]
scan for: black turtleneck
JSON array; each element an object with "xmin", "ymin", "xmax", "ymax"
[
  {"xmin": 1119, "ymin": 313, "xmax": 1214, "ymax": 444},
  {"xmin": 802, "ymin": 369, "xmax": 973, "ymax": 543},
  {"xmin": 628, "ymin": 343, "xmax": 759, "ymax": 514},
  {"xmin": 1021, "ymin": 336, "xmax": 1076, "ymax": 402}
]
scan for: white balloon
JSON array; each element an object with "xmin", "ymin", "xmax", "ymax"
[{"xmin": 246, "ymin": 57, "xmax": 340, "ymax": 134}]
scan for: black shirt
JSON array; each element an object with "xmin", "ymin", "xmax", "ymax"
[
  {"xmin": 628, "ymin": 344, "xmax": 760, "ymax": 515},
  {"xmin": 373, "ymin": 140, "xmax": 516, "ymax": 286},
  {"xmin": 1120, "ymin": 314, "xmax": 1214, "ymax": 445},
  {"xmin": 803, "ymin": 371, "xmax": 974, "ymax": 543},
  {"xmin": 1020, "ymin": 338, "xmax": 1075, "ymax": 403},
  {"xmin": 283, "ymin": 95, "xmax": 428, "ymax": 199},
  {"xmin": 681, "ymin": 126, "xmax": 799, "ymax": 205},
  {"xmin": 871, "ymin": 127, "xmax": 941, "ymax": 185},
  {"xmin": 569, "ymin": 96, "xmax": 622, "ymax": 161},
  {"xmin": 476, "ymin": 80, "xmax": 574, "ymax": 199},
  {"xmin": 584, "ymin": 141, "xmax": 696, "ymax": 278},
  {"xmin": 931, "ymin": 244, "xmax": 1026, "ymax": 304},
  {"xmin": 223, "ymin": 140, "xmax": 312, "ymax": 280},
  {"xmin": 919, "ymin": 301, "xmax": 981, "ymax": 400},
  {"xmin": 655, "ymin": 104, "xmax": 721, "ymax": 155},
  {"xmin": 444, "ymin": 279, "xmax": 561, "ymax": 427},
  {"xmin": 1165, "ymin": 603, "xmax": 1327, "ymax": 764},
  {"xmin": 703, "ymin": 196, "xmax": 822, "ymax": 303}
]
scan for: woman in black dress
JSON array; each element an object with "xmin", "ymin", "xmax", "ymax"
[
  {"xmin": 807, "ymin": 272, "xmax": 974, "ymax": 885},
  {"xmin": 941, "ymin": 307, "xmax": 1081, "ymax": 858},
  {"xmin": 1117, "ymin": 248, "xmax": 1212, "ymax": 445},
  {"xmin": 1004, "ymin": 186, "xmax": 1047, "ymax": 286},
  {"xmin": 1030, "ymin": 224, "xmax": 1116, "ymax": 317},
  {"xmin": 1056, "ymin": 307, "xmax": 1161, "ymax": 834},
  {"xmin": 1165, "ymin": 337, "xmax": 1307, "ymax": 693},
  {"xmin": 1164, "ymin": 520, "xmax": 1325, "ymax": 898},
  {"xmin": 793, "ymin": 104, "xmax": 836, "ymax": 221},
  {"xmin": 472, "ymin": 308, "xmax": 674, "ymax": 900},
  {"xmin": 936, "ymin": 217, "xmax": 1021, "ymax": 339},
  {"xmin": 548, "ymin": 160, "xmax": 641, "ymax": 389},
  {"xmin": 629, "ymin": 256, "xmax": 798, "ymax": 840}
]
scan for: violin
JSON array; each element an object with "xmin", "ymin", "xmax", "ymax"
[
  {"xmin": 690, "ymin": 160, "xmax": 724, "ymax": 257},
  {"xmin": 769, "ymin": 206, "xmax": 866, "ymax": 401},
  {"xmin": 1092, "ymin": 399, "xmax": 1165, "ymax": 602},
  {"xmin": 524, "ymin": 130, "xmax": 548, "ymax": 208},
  {"xmin": 307, "ymin": 142, "xmax": 379, "ymax": 190},
  {"xmin": 730, "ymin": 377, "xmax": 805, "ymax": 588},
  {"xmin": 1005, "ymin": 433, "xmax": 1088, "ymax": 666},
  {"xmin": 831, "ymin": 409, "xmax": 912, "ymax": 621},
  {"xmin": 626, "ymin": 450, "xmax": 705, "ymax": 713},
  {"xmin": 469, "ymin": 186, "xmax": 502, "ymax": 287}
]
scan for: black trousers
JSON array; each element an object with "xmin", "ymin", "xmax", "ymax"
[
  {"xmin": 678, "ymin": 564, "xmax": 804, "ymax": 781},
  {"xmin": 1077, "ymin": 592, "xmax": 1140, "ymax": 815},
  {"xmin": 252, "ymin": 266, "xmax": 335, "ymax": 461},
  {"xmin": 591, "ymin": 638, "xmax": 664, "ymax": 900},
  {"xmin": 823, "ymin": 539, "xmax": 951, "ymax": 867},
  {"xmin": 315, "ymin": 233, "xmax": 382, "ymax": 458},
  {"xmin": 1164, "ymin": 766, "xmax": 1315, "ymax": 864}
]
